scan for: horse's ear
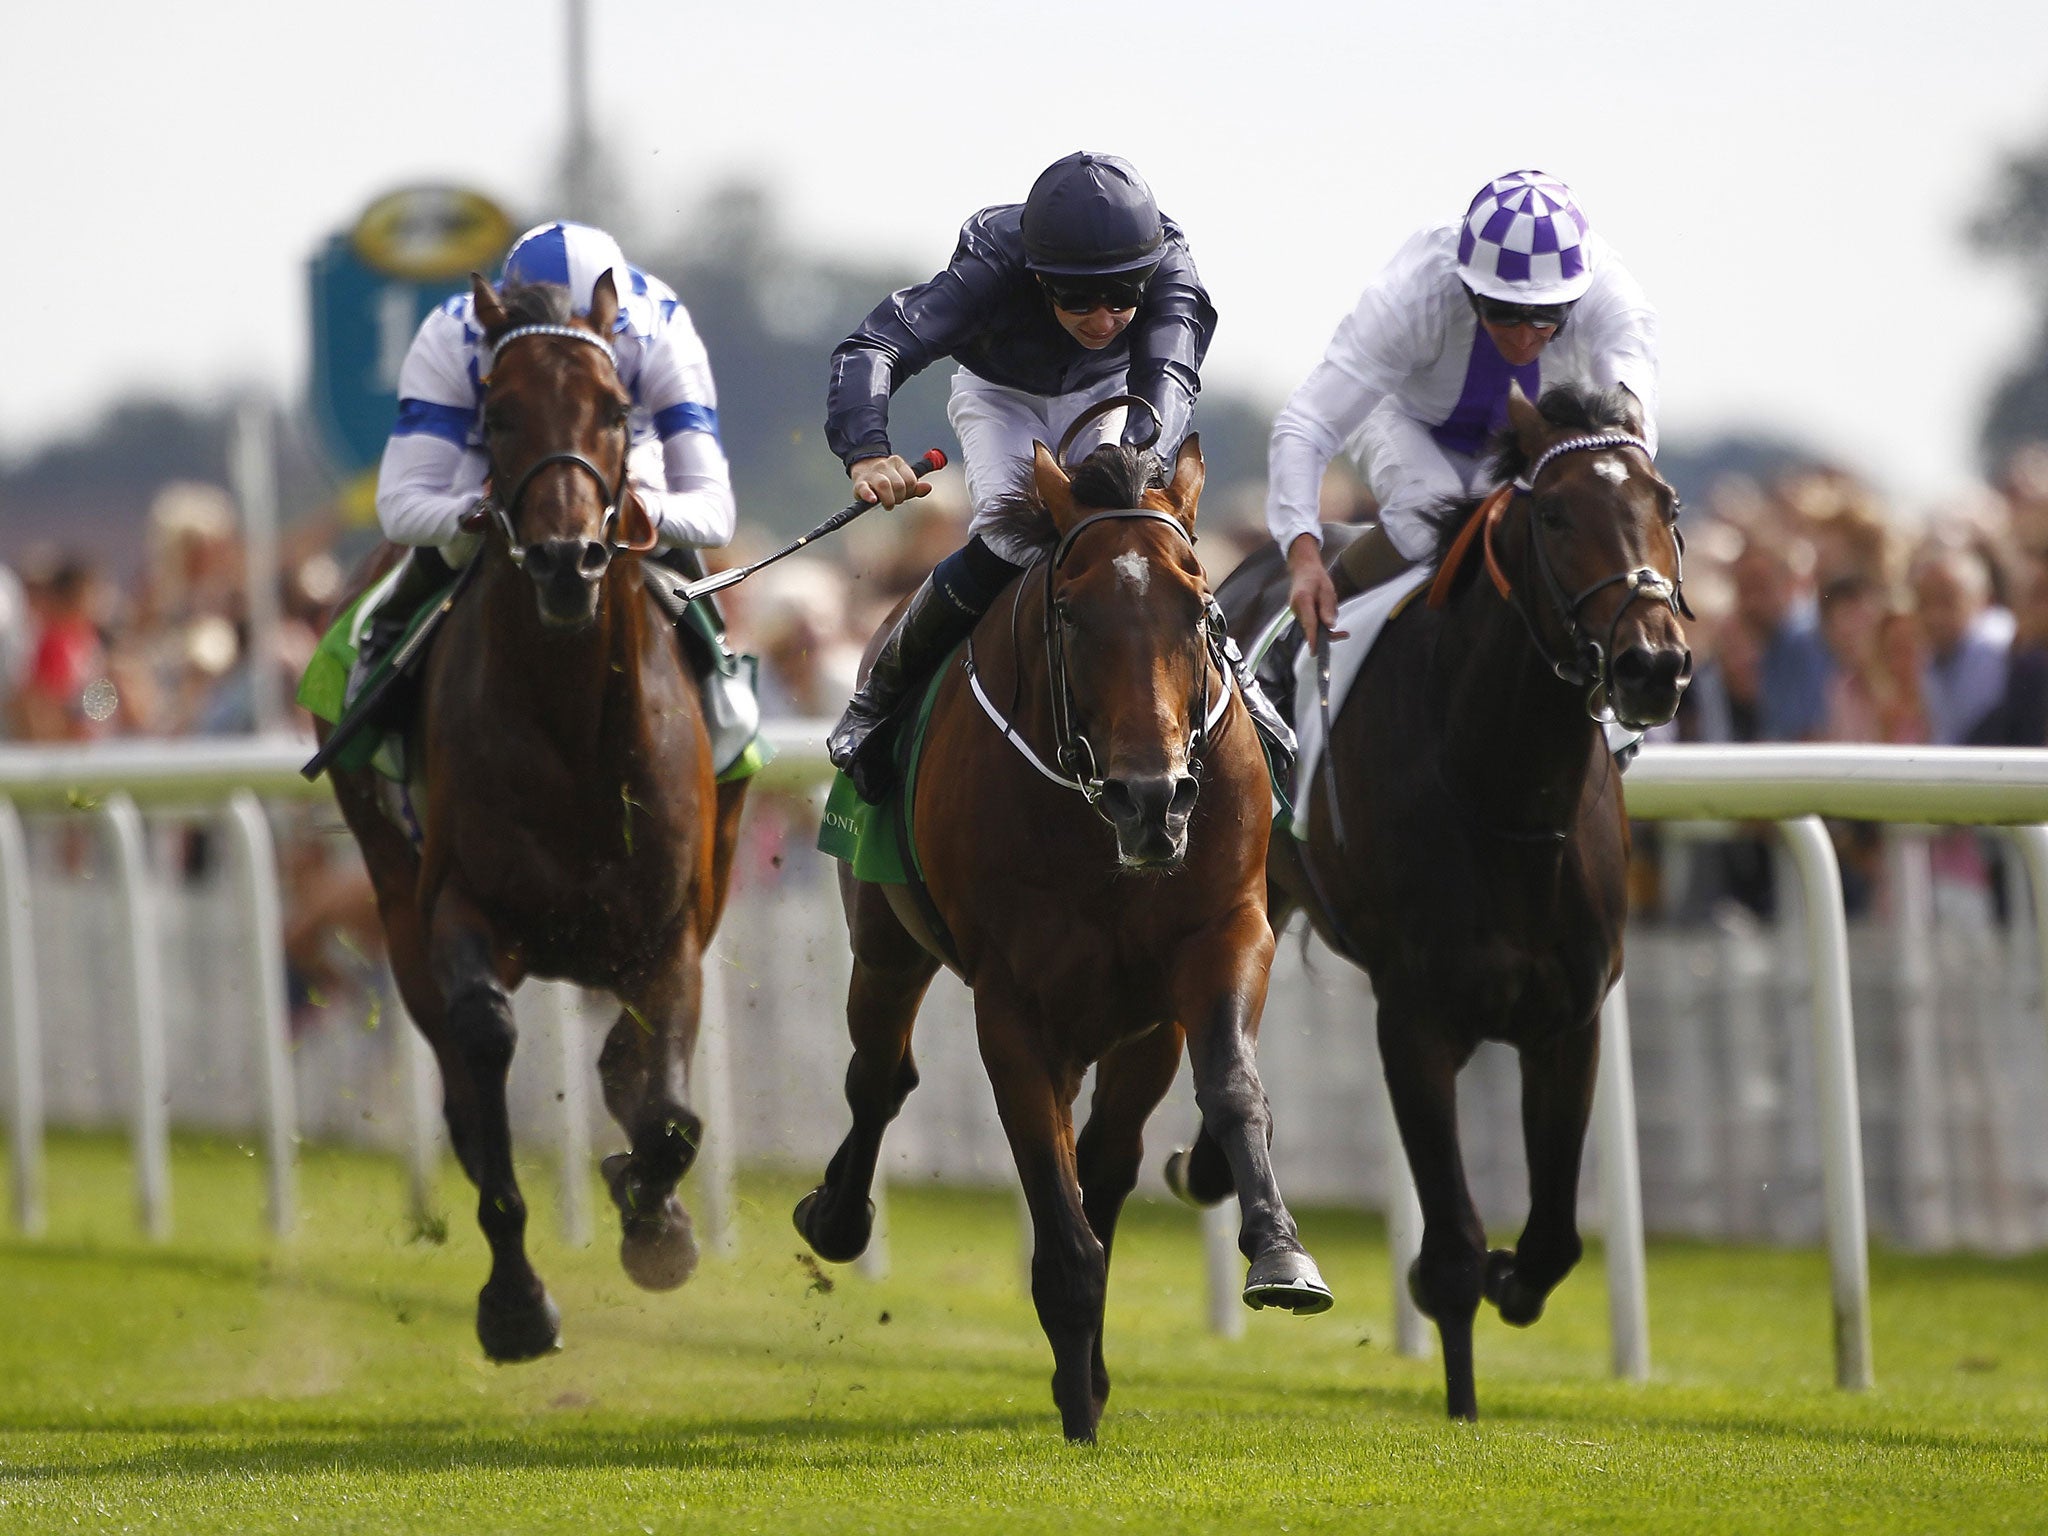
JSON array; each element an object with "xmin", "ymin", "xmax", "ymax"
[
  {"xmin": 1505, "ymin": 381, "xmax": 1548, "ymax": 460},
  {"xmin": 1164, "ymin": 433, "xmax": 1204, "ymax": 534},
  {"xmin": 1032, "ymin": 441, "xmax": 1080, "ymax": 533},
  {"xmin": 471, "ymin": 272, "xmax": 508, "ymax": 334},
  {"xmin": 1612, "ymin": 384, "xmax": 1647, "ymax": 437},
  {"xmin": 588, "ymin": 269, "xmax": 620, "ymax": 336}
]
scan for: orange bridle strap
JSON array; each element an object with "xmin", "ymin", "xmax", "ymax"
[{"xmin": 1426, "ymin": 485, "xmax": 1516, "ymax": 610}]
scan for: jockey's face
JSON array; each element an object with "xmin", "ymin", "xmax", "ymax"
[
  {"xmin": 1052, "ymin": 301, "xmax": 1137, "ymax": 350},
  {"xmin": 1481, "ymin": 317, "xmax": 1559, "ymax": 367}
]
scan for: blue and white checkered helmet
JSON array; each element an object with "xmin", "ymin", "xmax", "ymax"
[
  {"xmin": 501, "ymin": 221, "xmax": 628, "ymax": 314},
  {"xmin": 1456, "ymin": 171, "xmax": 1595, "ymax": 305}
]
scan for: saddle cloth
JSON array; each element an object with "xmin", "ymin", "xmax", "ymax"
[{"xmin": 1276, "ymin": 566, "xmax": 1433, "ymax": 839}]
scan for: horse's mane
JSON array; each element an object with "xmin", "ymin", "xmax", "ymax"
[
  {"xmin": 982, "ymin": 443, "xmax": 1168, "ymax": 555},
  {"xmin": 1417, "ymin": 384, "xmax": 1643, "ymax": 569}
]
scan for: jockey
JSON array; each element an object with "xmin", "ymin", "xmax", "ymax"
[
  {"xmin": 1270, "ymin": 170, "xmax": 1660, "ymax": 648},
  {"xmin": 364, "ymin": 220, "xmax": 759, "ymax": 774},
  {"xmin": 824, "ymin": 150, "xmax": 1292, "ymax": 803}
]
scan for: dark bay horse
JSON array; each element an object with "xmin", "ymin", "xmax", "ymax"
[
  {"xmin": 1193, "ymin": 384, "xmax": 1691, "ymax": 1419},
  {"xmin": 797, "ymin": 437, "xmax": 1331, "ymax": 1442},
  {"xmin": 318, "ymin": 273, "xmax": 746, "ymax": 1360}
]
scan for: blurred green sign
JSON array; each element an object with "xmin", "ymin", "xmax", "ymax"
[{"xmin": 308, "ymin": 187, "xmax": 515, "ymax": 481}]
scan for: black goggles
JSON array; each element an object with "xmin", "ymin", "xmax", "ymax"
[
  {"xmin": 1039, "ymin": 273, "xmax": 1150, "ymax": 313},
  {"xmin": 1471, "ymin": 293, "xmax": 1574, "ymax": 330}
]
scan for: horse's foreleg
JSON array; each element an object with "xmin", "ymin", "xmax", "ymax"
[
  {"xmin": 795, "ymin": 879, "xmax": 939, "ymax": 1264},
  {"xmin": 700, "ymin": 778, "xmax": 749, "ymax": 937},
  {"xmin": 1173, "ymin": 909, "xmax": 1333, "ymax": 1317},
  {"xmin": 1379, "ymin": 1010, "xmax": 1486, "ymax": 1419},
  {"xmin": 1489, "ymin": 1019, "xmax": 1599, "ymax": 1327},
  {"xmin": 1073, "ymin": 1025, "xmax": 1184, "ymax": 1419},
  {"xmin": 600, "ymin": 928, "xmax": 707, "ymax": 1292},
  {"xmin": 977, "ymin": 990, "xmax": 1102, "ymax": 1443},
  {"xmin": 427, "ymin": 890, "xmax": 557, "ymax": 1361}
]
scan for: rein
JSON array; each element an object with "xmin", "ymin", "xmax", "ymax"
[
  {"xmin": 479, "ymin": 323, "xmax": 654, "ymax": 568},
  {"xmin": 968, "ymin": 508, "xmax": 1231, "ymax": 820}
]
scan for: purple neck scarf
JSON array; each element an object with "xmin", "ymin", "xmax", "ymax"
[{"xmin": 1430, "ymin": 326, "xmax": 1541, "ymax": 460}]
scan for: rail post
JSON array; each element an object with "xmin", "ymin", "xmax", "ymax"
[
  {"xmin": 222, "ymin": 791, "xmax": 297, "ymax": 1236},
  {"xmin": 1594, "ymin": 981, "xmax": 1651, "ymax": 1381},
  {"xmin": 1779, "ymin": 815, "xmax": 1873, "ymax": 1390},
  {"xmin": 100, "ymin": 794, "xmax": 170, "ymax": 1241},
  {"xmin": 0, "ymin": 801, "xmax": 43, "ymax": 1236}
]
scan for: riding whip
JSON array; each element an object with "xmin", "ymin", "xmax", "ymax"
[{"xmin": 673, "ymin": 449, "xmax": 948, "ymax": 603}]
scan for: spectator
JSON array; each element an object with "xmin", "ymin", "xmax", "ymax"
[
  {"xmin": 1913, "ymin": 544, "xmax": 2012, "ymax": 744},
  {"xmin": 1819, "ymin": 575, "xmax": 1925, "ymax": 744},
  {"xmin": 1731, "ymin": 537, "xmax": 1830, "ymax": 740},
  {"xmin": 1969, "ymin": 552, "xmax": 2048, "ymax": 747}
]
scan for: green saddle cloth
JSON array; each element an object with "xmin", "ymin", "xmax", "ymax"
[{"xmin": 816, "ymin": 643, "xmax": 962, "ymax": 886}]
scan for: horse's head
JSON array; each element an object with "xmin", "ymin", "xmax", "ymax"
[
  {"xmin": 472, "ymin": 270, "xmax": 658, "ymax": 629},
  {"xmin": 1500, "ymin": 385, "xmax": 1693, "ymax": 730},
  {"xmin": 1031, "ymin": 435, "xmax": 1214, "ymax": 870}
]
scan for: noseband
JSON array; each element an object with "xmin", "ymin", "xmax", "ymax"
[
  {"xmin": 968, "ymin": 508, "xmax": 1231, "ymax": 823},
  {"xmin": 1498, "ymin": 433, "xmax": 1693, "ymax": 726},
  {"xmin": 479, "ymin": 323, "xmax": 654, "ymax": 569}
]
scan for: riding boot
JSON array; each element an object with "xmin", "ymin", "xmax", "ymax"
[
  {"xmin": 829, "ymin": 573, "xmax": 988, "ymax": 804},
  {"xmin": 1204, "ymin": 595, "xmax": 1296, "ymax": 775},
  {"xmin": 645, "ymin": 546, "xmax": 762, "ymax": 777},
  {"xmin": 347, "ymin": 544, "xmax": 455, "ymax": 704},
  {"xmin": 1330, "ymin": 521, "xmax": 1412, "ymax": 602}
]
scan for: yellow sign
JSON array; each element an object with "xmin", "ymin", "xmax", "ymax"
[{"xmin": 351, "ymin": 187, "xmax": 515, "ymax": 282}]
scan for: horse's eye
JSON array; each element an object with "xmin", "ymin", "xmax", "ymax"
[{"xmin": 1538, "ymin": 501, "xmax": 1569, "ymax": 533}]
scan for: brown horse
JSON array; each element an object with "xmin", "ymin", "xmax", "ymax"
[
  {"xmin": 796, "ymin": 437, "xmax": 1331, "ymax": 1443},
  {"xmin": 1190, "ymin": 384, "xmax": 1691, "ymax": 1419},
  {"xmin": 318, "ymin": 273, "xmax": 746, "ymax": 1360}
]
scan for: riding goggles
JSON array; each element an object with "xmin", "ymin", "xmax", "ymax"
[
  {"xmin": 1470, "ymin": 293, "xmax": 1575, "ymax": 331},
  {"xmin": 1039, "ymin": 273, "xmax": 1150, "ymax": 314}
]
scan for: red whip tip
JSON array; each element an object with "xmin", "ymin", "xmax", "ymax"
[{"xmin": 923, "ymin": 448, "xmax": 948, "ymax": 471}]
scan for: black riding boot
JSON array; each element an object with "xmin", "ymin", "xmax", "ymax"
[
  {"xmin": 829, "ymin": 536, "xmax": 1021, "ymax": 804},
  {"xmin": 1205, "ymin": 596, "xmax": 1296, "ymax": 778},
  {"xmin": 349, "ymin": 545, "xmax": 455, "ymax": 701}
]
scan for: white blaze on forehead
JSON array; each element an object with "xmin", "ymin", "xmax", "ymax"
[
  {"xmin": 1592, "ymin": 456, "xmax": 1631, "ymax": 487},
  {"xmin": 1113, "ymin": 550, "xmax": 1151, "ymax": 594}
]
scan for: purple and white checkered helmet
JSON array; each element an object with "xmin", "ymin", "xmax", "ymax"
[{"xmin": 1456, "ymin": 171, "xmax": 1596, "ymax": 305}]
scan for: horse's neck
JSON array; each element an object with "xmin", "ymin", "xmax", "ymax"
[
  {"xmin": 476, "ymin": 560, "xmax": 651, "ymax": 751},
  {"xmin": 1429, "ymin": 561, "xmax": 1604, "ymax": 834},
  {"xmin": 979, "ymin": 562, "xmax": 1060, "ymax": 742}
]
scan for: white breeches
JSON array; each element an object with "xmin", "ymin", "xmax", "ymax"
[{"xmin": 946, "ymin": 369, "xmax": 1142, "ymax": 565}]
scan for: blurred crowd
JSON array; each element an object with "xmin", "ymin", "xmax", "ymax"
[{"xmin": 8, "ymin": 440, "xmax": 2048, "ymax": 1022}]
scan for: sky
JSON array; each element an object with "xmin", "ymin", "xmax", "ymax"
[{"xmin": 5, "ymin": 0, "xmax": 2048, "ymax": 510}]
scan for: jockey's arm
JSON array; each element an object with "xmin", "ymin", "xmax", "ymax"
[
  {"xmin": 630, "ymin": 306, "xmax": 737, "ymax": 548},
  {"xmin": 377, "ymin": 305, "xmax": 488, "ymax": 551},
  {"xmin": 1122, "ymin": 241, "xmax": 1215, "ymax": 451},
  {"xmin": 1577, "ymin": 263, "xmax": 1662, "ymax": 453}
]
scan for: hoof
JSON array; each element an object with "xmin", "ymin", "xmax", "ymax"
[
  {"xmin": 792, "ymin": 1187, "xmax": 874, "ymax": 1265},
  {"xmin": 1483, "ymin": 1248, "xmax": 1546, "ymax": 1326},
  {"xmin": 476, "ymin": 1280, "xmax": 561, "ymax": 1362},
  {"xmin": 1163, "ymin": 1148, "xmax": 1224, "ymax": 1210},
  {"xmin": 1243, "ymin": 1248, "xmax": 1335, "ymax": 1315},
  {"xmin": 619, "ymin": 1197, "xmax": 699, "ymax": 1291}
]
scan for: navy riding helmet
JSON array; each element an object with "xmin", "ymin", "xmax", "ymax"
[{"xmin": 1020, "ymin": 152, "xmax": 1165, "ymax": 277}]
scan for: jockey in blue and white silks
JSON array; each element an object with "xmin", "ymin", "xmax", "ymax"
[
  {"xmin": 1269, "ymin": 171, "xmax": 1661, "ymax": 647},
  {"xmin": 365, "ymin": 221, "xmax": 759, "ymax": 774},
  {"xmin": 378, "ymin": 221, "xmax": 735, "ymax": 555}
]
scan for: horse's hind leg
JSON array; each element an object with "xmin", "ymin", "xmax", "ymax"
[
  {"xmin": 1074, "ymin": 1025, "xmax": 1185, "ymax": 1420},
  {"xmin": 975, "ymin": 989, "xmax": 1103, "ymax": 1443},
  {"xmin": 1173, "ymin": 909, "xmax": 1333, "ymax": 1315},
  {"xmin": 1379, "ymin": 1010, "xmax": 1486, "ymax": 1419},
  {"xmin": 795, "ymin": 878, "xmax": 940, "ymax": 1264},
  {"xmin": 601, "ymin": 928, "xmax": 710, "ymax": 1292},
  {"xmin": 1487, "ymin": 1020, "xmax": 1599, "ymax": 1327},
  {"xmin": 427, "ymin": 890, "xmax": 559, "ymax": 1361}
]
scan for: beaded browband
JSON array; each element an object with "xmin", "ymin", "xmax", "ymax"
[
  {"xmin": 485, "ymin": 324, "xmax": 617, "ymax": 375},
  {"xmin": 1515, "ymin": 432, "xmax": 1650, "ymax": 491}
]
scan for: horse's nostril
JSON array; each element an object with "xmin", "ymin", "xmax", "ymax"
[
  {"xmin": 1167, "ymin": 775, "xmax": 1200, "ymax": 820},
  {"xmin": 579, "ymin": 539, "xmax": 610, "ymax": 576}
]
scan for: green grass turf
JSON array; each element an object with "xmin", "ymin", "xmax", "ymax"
[{"xmin": 0, "ymin": 1134, "xmax": 2042, "ymax": 1533}]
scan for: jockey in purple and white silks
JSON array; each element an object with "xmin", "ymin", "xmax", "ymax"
[
  {"xmin": 1270, "ymin": 171, "xmax": 1661, "ymax": 648},
  {"xmin": 363, "ymin": 220, "xmax": 759, "ymax": 772}
]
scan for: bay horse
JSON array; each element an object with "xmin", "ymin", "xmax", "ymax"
[
  {"xmin": 318, "ymin": 272, "xmax": 746, "ymax": 1360},
  {"xmin": 797, "ymin": 436, "xmax": 1331, "ymax": 1442},
  {"xmin": 1189, "ymin": 384, "xmax": 1691, "ymax": 1419}
]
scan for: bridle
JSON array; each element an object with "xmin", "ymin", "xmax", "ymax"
[
  {"xmin": 475, "ymin": 323, "xmax": 656, "ymax": 569},
  {"xmin": 1489, "ymin": 432, "xmax": 1694, "ymax": 727},
  {"xmin": 968, "ymin": 508, "xmax": 1231, "ymax": 823}
]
